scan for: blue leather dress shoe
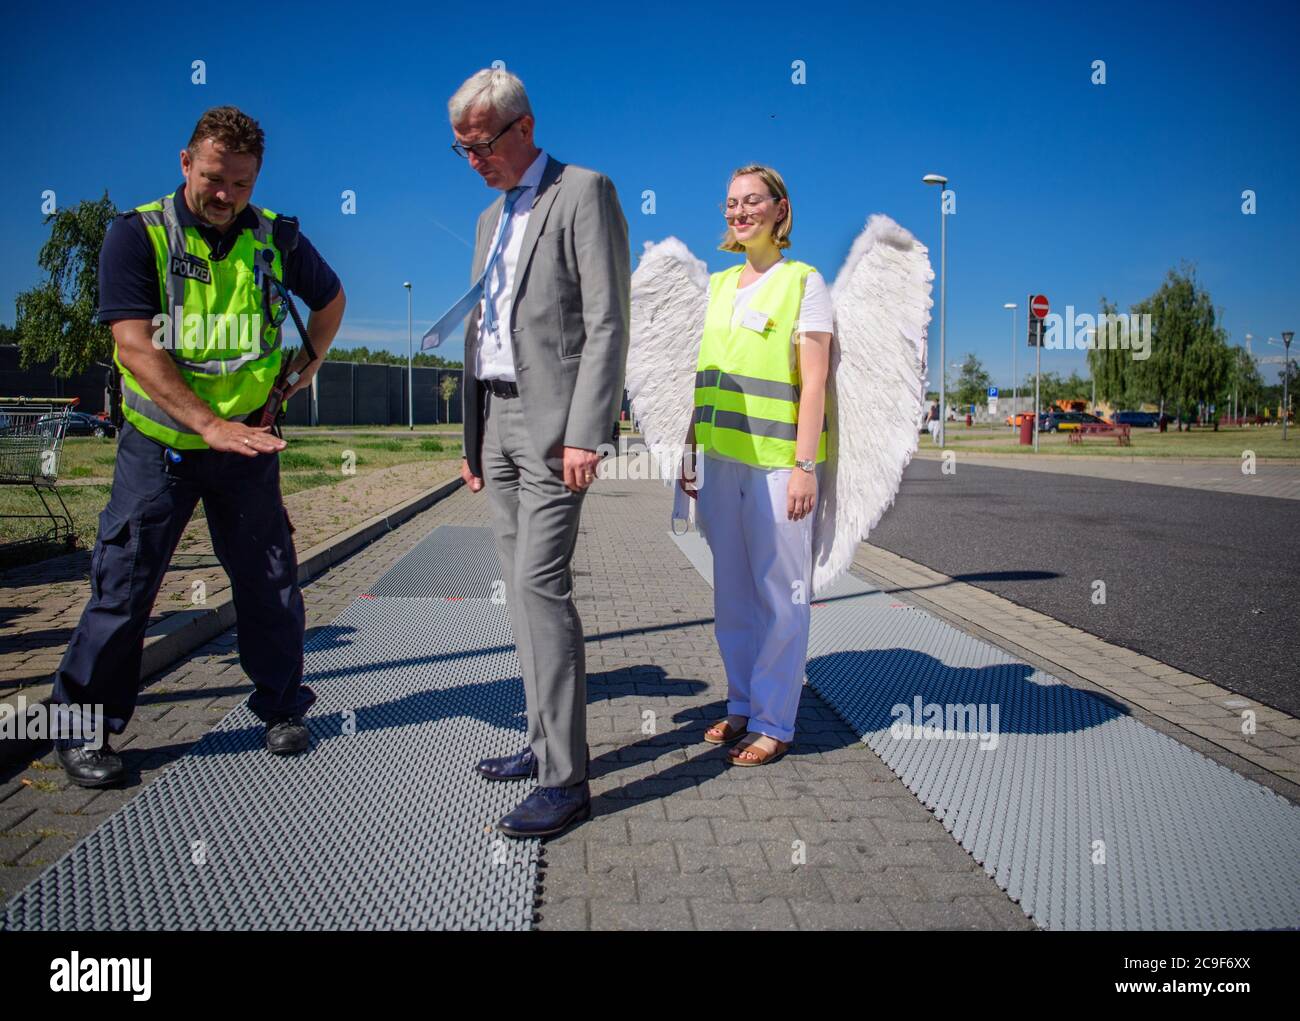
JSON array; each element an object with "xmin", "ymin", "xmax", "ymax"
[
  {"xmin": 477, "ymin": 746, "xmax": 537, "ymax": 781},
  {"xmin": 498, "ymin": 781, "xmax": 591, "ymax": 839}
]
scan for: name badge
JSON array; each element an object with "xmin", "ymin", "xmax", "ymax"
[
  {"xmin": 170, "ymin": 253, "xmax": 211, "ymax": 284},
  {"xmin": 741, "ymin": 307, "xmax": 773, "ymax": 333}
]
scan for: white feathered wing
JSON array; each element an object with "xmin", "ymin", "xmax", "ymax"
[
  {"xmin": 812, "ymin": 213, "xmax": 932, "ymax": 594},
  {"xmin": 626, "ymin": 238, "xmax": 709, "ymax": 485}
]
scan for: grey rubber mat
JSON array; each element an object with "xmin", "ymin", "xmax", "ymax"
[
  {"xmin": 368, "ymin": 525, "xmax": 501, "ymax": 598},
  {"xmin": 671, "ymin": 529, "xmax": 1300, "ymax": 930},
  {"xmin": 3, "ymin": 532, "xmax": 538, "ymax": 931}
]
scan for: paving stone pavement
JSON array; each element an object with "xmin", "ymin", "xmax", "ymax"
[
  {"xmin": 536, "ymin": 470, "xmax": 1033, "ymax": 931},
  {"xmin": 0, "ymin": 467, "xmax": 1035, "ymax": 930}
]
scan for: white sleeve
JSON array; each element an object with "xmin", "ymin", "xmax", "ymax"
[{"xmin": 796, "ymin": 270, "xmax": 834, "ymax": 334}]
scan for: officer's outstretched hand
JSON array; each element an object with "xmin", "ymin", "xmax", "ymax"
[{"xmin": 202, "ymin": 419, "xmax": 288, "ymax": 458}]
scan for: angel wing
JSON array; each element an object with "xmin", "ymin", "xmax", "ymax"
[
  {"xmin": 627, "ymin": 238, "xmax": 709, "ymax": 484},
  {"xmin": 811, "ymin": 214, "xmax": 932, "ymax": 594}
]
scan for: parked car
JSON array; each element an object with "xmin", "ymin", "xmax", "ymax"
[
  {"xmin": 1055, "ymin": 411, "xmax": 1106, "ymax": 432},
  {"xmin": 36, "ymin": 411, "xmax": 117, "ymax": 438},
  {"xmin": 1110, "ymin": 410, "xmax": 1159, "ymax": 428}
]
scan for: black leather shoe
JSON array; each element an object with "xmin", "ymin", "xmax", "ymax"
[
  {"xmin": 498, "ymin": 780, "xmax": 591, "ymax": 839},
  {"xmin": 477, "ymin": 746, "xmax": 538, "ymax": 782},
  {"xmin": 265, "ymin": 716, "xmax": 310, "ymax": 755},
  {"xmin": 56, "ymin": 741, "xmax": 124, "ymax": 788}
]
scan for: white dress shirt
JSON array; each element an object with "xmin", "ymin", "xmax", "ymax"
[{"xmin": 476, "ymin": 149, "xmax": 549, "ymax": 381}]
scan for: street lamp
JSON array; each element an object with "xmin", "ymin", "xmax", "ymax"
[
  {"xmin": 1004, "ymin": 302, "xmax": 1017, "ymax": 428},
  {"xmin": 403, "ymin": 282, "xmax": 413, "ymax": 430},
  {"xmin": 1275, "ymin": 331, "xmax": 1295, "ymax": 440},
  {"xmin": 923, "ymin": 173, "xmax": 949, "ymax": 448},
  {"xmin": 1244, "ymin": 334, "xmax": 1253, "ymax": 419}
]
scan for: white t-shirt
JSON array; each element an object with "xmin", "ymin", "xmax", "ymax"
[{"xmin": 731, "ymin": 261, "xmax": 834, "ymax": 335}]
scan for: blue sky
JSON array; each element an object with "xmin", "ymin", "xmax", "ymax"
[{"xmin": 2, "ymin": 0, "xmax": 1297, "ymax": 390}]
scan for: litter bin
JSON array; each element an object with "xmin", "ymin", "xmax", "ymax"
[{"xmin": 1019, "ymin": 415, "xmax": 1033, "ymax": 445}]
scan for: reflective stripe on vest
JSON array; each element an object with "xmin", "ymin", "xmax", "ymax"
[
  {"xmin": 695, "ymin": 369, "xmax": 800, "ymax": 403},
  {"xmin": 693, "ymin": 260, "xmax": 829, "ymax": 469},
  {"xmin": 121, "ymin": 383, "xmax": 190, "ymax": 433}
]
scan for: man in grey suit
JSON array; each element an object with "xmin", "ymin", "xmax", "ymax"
[{"xmin": 447, "ymin": 69, "xmax": 630, "ymax": 838}]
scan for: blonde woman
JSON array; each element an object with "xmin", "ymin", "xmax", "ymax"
[{"xmin": 681, "ymin": 165, "xmax": 833, "ymax": 766}]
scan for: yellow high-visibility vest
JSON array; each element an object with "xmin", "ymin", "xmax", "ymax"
[
  {"xmin": 119, "ymin": 193, "xmax": 289, "ymax": 448},
  {"xmin": 693, "ymin": 259, "xmax": 827, "ymax": 468}
]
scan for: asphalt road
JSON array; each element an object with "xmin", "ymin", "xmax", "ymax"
[{"xmin": 868, "ymin": 460, "xmax": 1300, "ymax": 716}]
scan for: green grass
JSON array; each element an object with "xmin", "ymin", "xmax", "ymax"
[
  {"xmin": 0, "ymin": 483, "xmax": 110, "ymax": 567},
  {"xmin": 276, "ymin": 450, "xmax": 327, "ymax": 470},
  {"xmin": 1, "ymin": 432, "xmax": 459, "ymax": 570}
]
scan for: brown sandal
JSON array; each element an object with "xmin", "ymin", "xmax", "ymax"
[
  {"xmin": 703, "ymin": 717, "xmax": 748, "ymax": 745},
  {"xmin": 728, "ymin": 734, "xmax": 790, "ymax": 767}
]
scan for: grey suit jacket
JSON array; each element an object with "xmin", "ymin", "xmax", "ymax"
[{"xmin": 462, "ymin": 155, "xmax": 631, "ymax": 478}]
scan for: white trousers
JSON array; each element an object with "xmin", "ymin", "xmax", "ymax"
[{"xmin": 695, "ymin": 453, "xmax": 819, "ymax": 743}]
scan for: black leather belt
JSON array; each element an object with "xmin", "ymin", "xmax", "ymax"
[{"xmin": 481, "ymin": 379, "xmax": 519, "ymax": 398}]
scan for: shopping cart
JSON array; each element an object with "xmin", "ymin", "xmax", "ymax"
[{"xmin": 0, "ymin": 397, "xmax": 75, "ymax": 549}]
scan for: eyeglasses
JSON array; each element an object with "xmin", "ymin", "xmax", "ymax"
[
  {"xmin": 720, "ymin": 193, "xmax": 779, "ymax": 219},
  {"xmin": 451, "ymin": 116, "xmax": 524, "ymax": 159}
]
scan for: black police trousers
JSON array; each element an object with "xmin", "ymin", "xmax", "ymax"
[{"xmin": 51, "ymin": 420, "xmax": 313, "ymax": 746}]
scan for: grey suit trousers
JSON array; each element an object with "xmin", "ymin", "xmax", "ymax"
[{"xmin": 481, "ymin": 387, "xmax": 587, "ymax": 787}]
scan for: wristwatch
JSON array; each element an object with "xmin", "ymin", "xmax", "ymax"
[{"xmin": 795, "ymin": 458, "xmax": 816, "ymax": 473}]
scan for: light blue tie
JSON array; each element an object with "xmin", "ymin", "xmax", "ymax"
[{"xmin": 421, "ymin": 185, "xmax": 527, "ymax": 350}]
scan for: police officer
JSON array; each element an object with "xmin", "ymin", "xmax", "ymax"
[{"xmin": 50, "ymin": 106, "xmax": 345, "ymax": 787}]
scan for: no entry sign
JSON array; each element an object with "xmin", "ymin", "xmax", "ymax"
[{"xmin": 1030, "ymin": 294, "xmax": 1050, "ymax": 319}]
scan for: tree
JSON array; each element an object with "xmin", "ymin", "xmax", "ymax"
[
  {"xmin": 953, "ymin": 353, "xmax": 991, "ymax": 410},
  {"xmin": 1088, "ymin": 296, "xmax": 1143, "ymax": 409},
  {"xmin": 1023, "ymin": 370, "xmax": 1066, "ymax": 410},
  {"xmin": 1131, "ymin": 263, "xmax": 1230, "ymax": 430},
  {"xmin": 1063, "ymin": 369, "xmax": 1090, "ymax": 408},
  {"xmin": 324, "ymin": 344, "xmax": 461, "ymax": 369},
  {"xmin": 14, "ymin": 194, "xmax": 117, "ymax": 377},
  {"xmin": 1227, "ymin": 347, "xmax": 1265, "ymax": 418},
  {"xmin": 439, "ymin": 372, "xmax": 458, "ymax": 422}
]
